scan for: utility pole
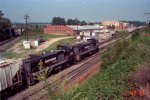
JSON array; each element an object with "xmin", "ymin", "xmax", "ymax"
[
  {"xmin": 144, "ymin": 13, "xmax": 150, "ymax": 27},
  {"xmin": 24, "ymin": 14, "xmax": 30, "ymax": 41}
]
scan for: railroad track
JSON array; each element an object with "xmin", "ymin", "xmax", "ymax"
[
  {"xmin": 26, "ymin": 54, "xmax": 100, "ymax": 100},
  {"xmin": 0, "ymin": 37, "xmax": 16, "ymax": 46},
  {"xmin": 21, "ymin": 38, "xmax": 115, "ymax": 100},
  {"xmin": 7, "ymin": 28, "xmax": 141, "ymax": 100},
  {"xmin": 7, "ymin": 51, "xmax": 100, "ymax": 100},
  {"xmin": 7, "ymin": 34, "xmax": 118, "ymax": 100},
  {"xmin": 20, "ymin": 52, "xmax": 101, "ymax": 100},
  {"xmin": 31, "ymin": 31, "xmax": 139, "ymax": 99}
]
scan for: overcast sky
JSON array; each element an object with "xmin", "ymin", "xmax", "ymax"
[{"xmin": 0, "ymin": 0, "xmax": 150, "ymax": 23}]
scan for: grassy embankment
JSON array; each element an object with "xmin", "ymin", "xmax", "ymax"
[
  {"xmin": 58, "ymin": 28, "xmax": 150, "ymax": 99},
  {"xmin": 3, "ymin": 29, "xmax": 74, "ymax": 59}
]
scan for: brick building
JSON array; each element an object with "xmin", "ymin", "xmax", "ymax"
[
  {"xmin": 102, "ymin": 21, "xmax": 129, "ymax": 30},
  {"xmin": 116, "ymin": 22, "xmax": 129, "ymax": 30},
  {"xmin": 43, "ymin": 25, "xmax": 74, "ymax": 35}
]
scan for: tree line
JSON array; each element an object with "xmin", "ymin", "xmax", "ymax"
[
  {"xmin": 121, "ymin": 21, "xmax": 147, "ymax": 27},
  {"xmin": 0, "ymin": 11, "xmax": 11, "ymax": 41},
  {"xmin": 51, "ymin": 17, "xmax": 87, "ymax": 25}
]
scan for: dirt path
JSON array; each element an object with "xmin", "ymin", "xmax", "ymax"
[
  {"xmin": 35, "ymin": 36, "xmax": 72, "ymax": 52},
  {"xmin": 8, "ymin": 36, "xmax": 72, "ymax": 53}
]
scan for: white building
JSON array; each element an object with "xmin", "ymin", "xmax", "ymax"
[{"xmin": 68, "ymin": 25, "xmax": 103, "ymax": 42}]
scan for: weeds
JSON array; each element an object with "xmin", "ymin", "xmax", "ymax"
[
  {"xmin": 61, "ymin": 28, "xmax": 150, "ymax": 100},
  {"xmin": 134, "ymin": 64, "xmax": 150, "ymax": 87},
  {"xmin": 36, "ymin": 61, "xmax": 68, "ymax": 100}
]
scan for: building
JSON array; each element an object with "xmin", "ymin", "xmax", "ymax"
[
  {"xmin": 43, "ymin": 25, "xmax": 104, "ymax": 37},
  {"xmin": 68, "ymin": 25, "xmax": 103, "ymax": 35},
  {"xmin": 43, "ymin": 25, "xmax": 74, "ymax": 35},
  {"xmin": 68, "ymin": 25, "xmax": 103, "ymax": 41},
  {"xmin": 102, "ymin": 21, "xmax": 129, "ymax": 30},
  {"xmin": 102, "ymin": 21, "xmax": 119, "ymax": 27},
  {"xmin": 115, "ymin": 22, "xmax": 129, "ymax": 30},
  {"xmin": 88, "ymin": 22, "xmax": 102, "ymax": 26}
]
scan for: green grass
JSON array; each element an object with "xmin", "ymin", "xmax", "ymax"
[
  {"xmin": 3, "ymin": 28, "xmax": 72, "ymax": 59},
  {"xmin": 4, "ymin": 28, "xmax": 68, "ymax": 49},
  {"xmin": 3, "ymin": 51, "xmax": 17, "ymax": 59},
  {"xmin": 43, "ymin": 37, "xmax": 74, "ymax": 52},
  {"xmin": 3, "ymin": 37, "xmax": 74, "ymax": 59},
  {"xmin": 3, "ymin": 49, "xmax": 33, "ymax": 59},
  {"xmin": 59, "ymin": 28, "xmax": 150, "ymax": 100}
]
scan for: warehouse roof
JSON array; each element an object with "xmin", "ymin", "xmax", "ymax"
[{"xmin": 68, "ymin": 25, "xmax": 102, "ymax": 31}]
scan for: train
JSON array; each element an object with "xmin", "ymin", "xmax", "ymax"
[{"xmin": 0, "ymin": 38, "xmax": 99, "ymax": 98}]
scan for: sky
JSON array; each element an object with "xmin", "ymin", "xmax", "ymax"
[{"xmin": 0, "ymin": 0, "xmax": 150, "ymax": 23}]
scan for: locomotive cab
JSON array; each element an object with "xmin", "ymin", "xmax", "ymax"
[
  {"xmin": 57, "ymin": 44, "xmax": 74, "ymax": 59},
  {"xmin": 57, "ymin": 44, "xmax": 79, "ymax": 64},
  {"xmin": 73, "ymin": 40, "xmax": 99, "ymax": 61},
  {"xmin": 57, "ymin": 44, "xmax": 73, "ymax": 54},
  {"xmin": 87, "ymin": 38, "xmax": 99, "ymax": 46}
]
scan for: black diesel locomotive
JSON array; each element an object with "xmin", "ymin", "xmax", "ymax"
[
  {"xmin": 1, "ymin": 39, "xmax": 99, "ymax": 97},
  {"xmin": 22, "ymin": 39, "xmax": 99, "ymax": 86}
]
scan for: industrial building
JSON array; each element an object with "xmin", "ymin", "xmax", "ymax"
[
  {"xmin": 102, "ymin": 21, "xmax": 129, "ymax": 30},
  {"xmin": 43, "ymin": 25, "xmax": 103, "ymax": 37},
  {"xmin": 43, "ymin": 25, "xmax": 74, "ymax": 35}
]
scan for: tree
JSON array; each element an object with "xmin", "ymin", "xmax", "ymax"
[
  {"xmin": 0, "ymin": 11, "xmax": 11, "ymax": 41},
  {"xmin": 80, "ymin": 20, "xmax": 87, "ymax": 26},
  {"xmin": 0, "ymin": 11, "xmax": 11, "ymax": 30},
  {"xmin": 0, "ymin": 11, "xmax": 4, "ymax": 19},
  {"xmin": 52, "ymin": 17, "xmax": 66, "ymax": 25},
  {"xmin": 121, "ymin": 21, "xmax": 146, "ymax": 27},
  {"xmin": 73, "ymin": 18, "xmax": 80, "ymax": 25},
  {"xmin": 67, "ymin": 19, "xmax": 75, "ymax": 25},
  {"xmin": 51, "ymin": 17, "xmax": 87, "ymax": 26}
]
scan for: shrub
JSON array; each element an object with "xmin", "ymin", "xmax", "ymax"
[
  {"xmin": 59, "ymin": 28, "xmax": 150, "ymax": 99},
  {"xmin": 134, "ymin": 64, "xmax": 150, "ymax": 87},
  {"xmin": 131, "ymin": 31, "xmax": 140, "ymax": 40}
]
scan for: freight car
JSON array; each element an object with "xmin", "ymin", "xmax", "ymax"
[
  {"xmin": 0, "ymin": 38, "xmax": 99, "ymax": 98},
  {"xmin": 0, "ymin": 60, "xmax": 22, "ymax": 97}
]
